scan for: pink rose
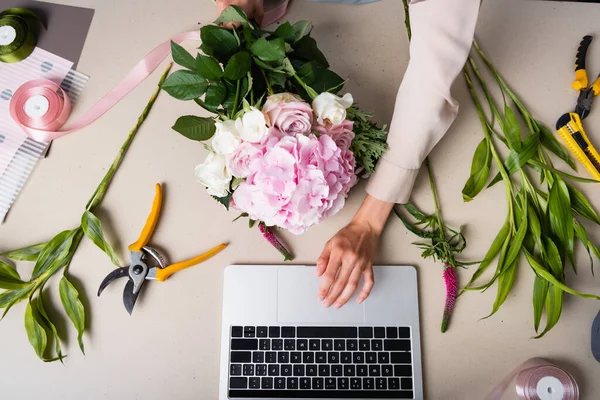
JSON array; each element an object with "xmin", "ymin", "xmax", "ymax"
[
  {"xmin": 262, "ymin": 93, "xmax": 313, "ymax": 136},
  {"xmin": 313, "ymin": 119, "xmax": 355, "ymax": 151},
  {"xmin": 226, "ymin": 141, "xmax": 262, "ymax": 178}
]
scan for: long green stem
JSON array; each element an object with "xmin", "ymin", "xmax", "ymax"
[
  {"xmin": 231, "ymin": 80, "xmax": 241, "ymax": 118},
  {"xmin": 86, "ymin": 64, "xmax": 172, "ymax": 212},
  {"xmin": 260, "ymin": 67, "xmax": 274, "ymax": 95},
  {"xmin": 425, "ymin": 158, "xmax": 444, "ymax": 237},
  {"xmin": 403, "ymin": 0, "xmax": 411, "ymax": 40}
]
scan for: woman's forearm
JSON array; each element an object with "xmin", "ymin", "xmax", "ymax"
[{"xmin": 352, "ymin": 194, "xmax": 394, "ymax": 235}]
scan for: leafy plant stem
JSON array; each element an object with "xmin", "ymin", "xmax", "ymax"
[
  {"xmin": 260, "ymin": 66, "xmax": 274, "ymax": 95},
  {"xmin": 231, "ymin": 80, "xmax": 241, "ymax": 118},
  {"xmin": 425, "ymin": 158, "xmax": 444, "ymax": 237}
]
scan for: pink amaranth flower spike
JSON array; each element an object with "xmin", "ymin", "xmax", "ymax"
[
  {"xmin": 441, "ymin": 265, "xmax": 458, "ymax": 333},
  {"xmin": 259, "ymin": 223, "xmax": 293, "ymax": 261}
]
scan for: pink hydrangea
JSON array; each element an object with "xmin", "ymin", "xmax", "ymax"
[
  {"xmin": 232, "ymin": 132, "xmax": 357, "ymax": 234},
  {"xmin": 313, "ymin": 119, "xmax": 355, "ymax": 151}
]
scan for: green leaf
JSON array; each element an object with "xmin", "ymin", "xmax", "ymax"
[
  {"xmin": 204, "ymin": 81, "xmax": 227, "ymax": 109},
  {"xmin": 268, "ymin": 71, "xmax": 287, "ymax": 89},
  {"xmin": 485, "ymin": 258, "xmax": 519, "ymax": 318},
  {"xmin": 292, "ymin": 36, "xmax": 329, "ymax": 67},
  {"xmin": 462, "ymin": 138, "xmax": 491, "ymax": 201},
  {"xmin": 488, "ymin": 135, "xmax": 539, "ymax": 188},
  {"xmin": 200, "ymin": 26, "xmax": 238, "ymax": 58},
  {"xmin": 170, "ymin": 41, "xmax": 197, "ymax": 71},
  {"xmin": 31, "ymin": 230, "xmax": 78, "ymax": 280},
  {"xmin": 574, "ymin": 221, "xmax": 600, "ymax": 276},
  {"xmin": 502, "ymin": 201, "xmax": 528, "ymax": 272},
  {"xmin": 224, "ymin": 51, "xmax": 252, "ymax": 80},
  {"xmin": 404, "ymin": 203, "xmax": 428, "ymax": 222},
  {"xmin": 503, "ymin": 105, "xmax": 522, "ymax": 151},
  {"xmin": 525, "ymin": 249, "xmax": 600, "ymax": 299},
  {"xmin": 59, "ymin": 276, "xmax": 85, "ymax": 354},
  {"xmin": 250, "ymin": 37, "xmax": 286, "ymax": 62},
  {"xmin": 543, "ymin": 237, "xmax": 563, "ymax": 278},
  {"xmin": 537, "ymin": 121, "xmax": 576, "ymax": 170},
  {"xmin": 162, "ymin": 70, "xmax": 208, "ymax": 100},
  {"xmin": 311, "ymin": 68, "xmax": 344, "ymax": 94},
  {"xmin": 532, "ymin": 276, "xmax": 549, "ymax": 332},
  {"xmin": 527, "ymin": 159, "xmax": 598, "ymax": 184},
  {"xmin": 25, "ymin": 301, "xmax": 47, "ymax": 360},
  {"xmin": 214, "ymin": 5, "xmax": 250, "ymax": 26},
  {"xmin": 195, "ymin": 54, "xmax": 223, "ymax": 80},
  {"xmin": 272, "ymin": 22, "xmax": 295, "ymax": 42},
  {"xmin": 548, "ymin": 178, "xmax": 573, "ymax": 266},
  {"xmin": 292, "ymin": 21, "xmax": 313, "ymax": 43},
  {"xmin": 0, "ymin": 260, "xmax": 26, "ymax": 290},
  {"xmin": 212, "ymin": 194, "xmax": 232, "ymax": 210},
  {"xmin": 81, "ymin": 211, "xmax": 120, "ymax": 267},
  {"xmin": 393, "ymin": 208, "xmax": 435, "ymax": 239},
  {"xmin": 0, "ymin": 286, "xmax": 32, "ymax": 309},
  {"xmin": 568, "ymin": 183, "xmax": 600, "ymax": 225},
  {"xmin": 527, "ymin": 203, "xmax": 542, "ymax": 250},
  {"xmin": 172, "ymin": 116, "xmax": 216, "ymax": 141},
  {"xmin": 1, "ymin": 242, "xmax": 47, "ymax": 261},
  {"xmin": 534, "ymin": 283, "xmax": 563, "ymax": 339},
  {"xmin": 36, "ymin": 290, "xmax": 64, "ymax": 363},
  {"xmin": 462, "ymin": 220, "xmax": 510, "ymax": 291}
]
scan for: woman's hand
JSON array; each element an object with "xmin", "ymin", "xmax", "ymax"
[
  {"xmin": 216, "ymin": 0, "xmax": 264, "ymax": 27},
  {"xmin": 316, "ymin": 195, "xmax": 394, "ymax": 308}
]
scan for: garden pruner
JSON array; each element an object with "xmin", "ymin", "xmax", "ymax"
[{"xmin": 97, "ymin": 183, "xmax": 227, "ymax": 314}]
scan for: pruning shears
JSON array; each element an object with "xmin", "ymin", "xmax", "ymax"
[
  {"xmin": 97, "ymin": 184, "xmax": 227, "ymax": 314},
  {"xmin": 556, "ymin": 35, "xmax": 600, "ymax": 181}
]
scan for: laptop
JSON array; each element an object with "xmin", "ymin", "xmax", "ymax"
[{"xmin": 219, "ymin": 265, "xmax": 423, "ymax": 399}]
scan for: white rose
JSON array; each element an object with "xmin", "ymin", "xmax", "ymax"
[
  {"xmin": 212, "ymin": 120, "xmax": 241, "ymax": 155},
  {"xmin": 312, "ymin": 92, "xmax": 353, "ymax": 126},
  {"xmin": 236, "ymin": 107, "xmax": 269, "ymax": 143},
  {"xmin": 194, "ymin": 153, "xmax": 232, "ymax": 197}
]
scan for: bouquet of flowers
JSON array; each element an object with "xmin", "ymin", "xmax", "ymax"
[{"xmin": 162, "ymin": 6, "xmax": 387, "ymax": 258}]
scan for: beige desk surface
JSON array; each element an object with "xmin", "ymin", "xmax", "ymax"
[{"xmin": 1, "ymin": 0, "xmax": 600, "ymax": 398}]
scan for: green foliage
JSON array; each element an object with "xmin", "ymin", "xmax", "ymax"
[
  {"xmin": 172, "ymin": 116, "xmax": 216, "ymax": 141},
  {"xmin": 347, "ymin": 107, "xmax": 388, "ymax": 175}
]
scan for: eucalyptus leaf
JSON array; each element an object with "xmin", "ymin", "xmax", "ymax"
[
  {"xmin": 25, "ymin": 301, "xmax": 47, "ymax": 360},
  {"xmin": 224, "ymin": 51, "xmax": 252, "ymax": 80},
  {"xmin": 31, "ymin": 230, "xmax": 78, "ymax": 280},
  {"xmin": 195, "ymin": 54, "xmax": 223, "ymax": 80},
  {"xmin": 170, "ymin": 41, "xmax": 197, "ymax": 71},
  {"xmin": 200, "ymin": 26, "xmax": 238, "ymax": 58},
  {"xmin": 214, "ymin": 5, "xmax": 250, "ymax": 26},
  {"xmin": 534, "ymin": 284, "xmax": 563, "ymax": 339},
  {"xmin": 81, "ymin": 211, "xmax": 120, "ymax": 267},
  {"xmin": 292, "ymin": 21, "xmax": 313, "ymax": 43},
  {"xmin": 1, "ymin": 242, "xmax": 47, "ymax": 261},
  {"xmin": 59, "ymin": 277, "xmax": 85, "ymax": 354},
  {"xmin": 292, "ymin": 36, "xmax": 329, "ymax": 67},
  {"xmin": 162, "ymin": 70, "xmax": 208, "ymax": 100},
  {"xmin": 172, "ymin": 116, "xmax": 216, "ymax": 141},
  {"xmin": 250, "ymin": 37, "xmax": 286, "ymax": 62},
  {"xmin": 532, "ymin": 276, "xmax": 549, "ymax": 332},
  {"xmin": 503, "ymin": 105, "xmax": 522, "ymax": 151},
  {"xmin": 462, "ymin": 138, "xmax": 491, "ymax": 201},
  {"xmin": 525, "ymin": 249, "xmax": 600, "ymax": 300}
]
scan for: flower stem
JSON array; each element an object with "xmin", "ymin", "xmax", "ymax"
[
  {"xmin": 86, "ymin": 63, "xmax": 172, "ymax": 212},
  {"xmin": 260, "ymin": 67, "xmax": 274, "ymax": 95},
  {"xmin": 402, "ymin": 0, "xmax": 411, "ymax": 40},
  {"xmin": 231, "ymin": 80, "xmax": 241, "ymax": 118},
  {"xmin": 425, "ymin": 158, "xmax": 444, "ymax": 237},
  {"xmin": 293, "ymin": 73, "xmax": 318, "ymax": 100}
]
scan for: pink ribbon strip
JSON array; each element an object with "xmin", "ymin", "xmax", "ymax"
[
  {"xmin": 485, "ymin": 358, "xmax": 579, "ymax": 400},
  {"xmin": 9, "ymin": 31, "xmax": 200, "ymax": 143}
]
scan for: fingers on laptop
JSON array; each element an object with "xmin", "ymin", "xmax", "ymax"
[{"xmin": 357, "ymin": 266, "xmax": 375, "ymax": 304}]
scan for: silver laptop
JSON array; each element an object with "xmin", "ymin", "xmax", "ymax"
[{"xmin": 219, "ymin": 265, "xmax": 423, "ymax": 399}]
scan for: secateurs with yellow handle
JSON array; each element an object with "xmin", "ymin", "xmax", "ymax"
[
  {"xmin": 98, "ymin": 184, "xmax": 227, "ymax": 314},
  {"xmin": 556, "ymin": 35, "xmax": 600, "ymax": 181}
]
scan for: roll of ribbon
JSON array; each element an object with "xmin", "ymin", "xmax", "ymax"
[
  {"xmin": 486, "ymin": 358, "xmax": 579, "ymax": 400},
  {"xmin": 9, "ymin": 79, "xmax": 71, "ymax": 132},
  {"xmin": 0, "ymin": 8, "xmax": 41, "ymax": 63}
]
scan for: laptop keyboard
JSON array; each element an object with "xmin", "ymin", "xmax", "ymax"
[{"xmin": 228, "ymin": 326, "xmax": 414, "ymax": 399}]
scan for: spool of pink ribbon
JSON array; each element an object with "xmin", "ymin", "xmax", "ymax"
[{"xmin": 485, "ymin": 358, "xmax": 579, "ymax": 400}]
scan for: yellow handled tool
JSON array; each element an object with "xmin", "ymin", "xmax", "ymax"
[
  {"xmin": 154, "ymin": 243, "xmax": 228, "ymax": 282},
  {"xmin": 557, "ymin": 113, "xmax": 600, "ymax": 181},
  {"xmin": 128, "ymin": 183, "xmax": 163, "ymax": 252}
]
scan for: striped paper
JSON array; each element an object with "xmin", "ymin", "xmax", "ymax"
[{"xmin": 0, "ymin": 47, "xmax": 88, "ymax": 223}]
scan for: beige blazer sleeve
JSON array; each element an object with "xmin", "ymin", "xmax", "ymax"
[{"xmin": 366, "ymin": 0, "xmax": 481, "ymax": 204}]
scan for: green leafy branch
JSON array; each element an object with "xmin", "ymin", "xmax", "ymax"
[{"xmin": 0, "ymin": 65, "xmax": 172, "ymax": 361}]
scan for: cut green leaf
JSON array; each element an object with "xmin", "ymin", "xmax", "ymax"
[
  {"xmin": 172, "ymin": 116, "xmax": 216, "ymax": 141},
  {"xmin": 548, "ymin": 178, "xmax": 573, "ymax": 266},
  {"xmin": 1, "ymin": 242, "xmax": 47, "ymax": 261},
  {"xmin": 462, "ymin": 138, "xmax": 491, "ymax": 201},
  {"xmin": 36, "ymin": 290, "xmax": 64, "ymax": 363},
  {"xmin": 195, "ymin": 54, "xmax": 223, "ymax": 80},
  {"xmin": 538, "ymin": 122, "xmax": 576, "ymax": 170},
  {"xmin": 59, "ymin": 276, "xmax": 85, "ymax": 354},
  {"xmin": 224, "ymin": 51, "xmax": 252, "ymax": 80},
  {"xmin": 214, "ymin": 5, "xmax": 250, "ymax": 26},
  {"xmin": 204, "ymin": 81, "xmax": 227, "ymax": 109},
  {"xmin": 251, "ymin": 37, "xmax": 286, "ymax": 62},
  {"xmin": 485, "ymin": 258, "xmax": 518, "ymax": 318},
  {"xmin": 292, "ymin": 21, "xmax": 313, "ymax": 43},
  {"xmin": 292, "ymin": 36, "xmax": 329, "ymax": 67},
  {"xmin": 200, "ymin": 26, "xmax": 239, "ymax": 58},
  {"xmin": 162, "ymin": 70, "xmax": 208, "ymax": 100},
  {"xmin": 81, "ymin": 211, "xmax": 120, "ymax": 267},
  {"xmin": 532, "ymin": 276, "xmax": 549, "ymax": 332},
  {"xmin": 170, "ymin": 41, "xmax": 197, "ymax": 71},
  {"xmin": 568, "ymin": 183, "xmax": 600, "ymax": 225},
  {"xmin": 0, "ymin": 260, "xmax": 26, "ymax": 290},
  {"xmin": 272, "ymin": 22, "xmax": 295, "ymax": 42},
  {"xmin": 31, "ymin": 229, "xmax": 78, "ymax": 280},
  {"xmin": 534, "ymin": 283, "xmax": 563, "ymax": 339},
  {"xmin": 543, "ymin": 237, "xmax": 563, "ymax": 278},
  {"xmin": 503, "ymin": 105, "xmax": 522, "ymax": 151},
  {"xmin": 24, "ymin": 301, "xmax": 47, "ymax": 360}
]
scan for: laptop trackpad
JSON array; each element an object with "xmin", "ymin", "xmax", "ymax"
[{"xmin": 277, "ymin": 267, "xmax": 366, "ymax": 324}]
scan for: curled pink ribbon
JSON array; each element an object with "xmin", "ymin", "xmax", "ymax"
[
  {"xmin": 485, "ymin": 358, "xmax": 579, "ymax": 400},
  {"xmin": 9, "ymin": 31, "xmax": 201, "ymax": 143}
]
